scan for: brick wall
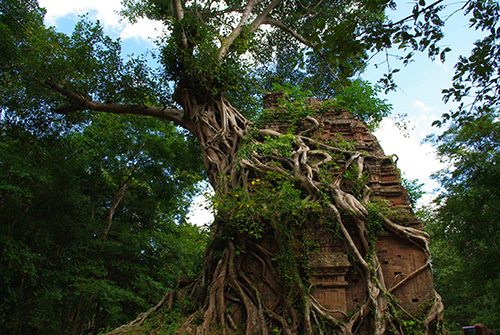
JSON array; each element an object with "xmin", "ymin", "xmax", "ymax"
[{"xmin": 262, "ymin": 92, "xmax": 435, "ymax": 318}]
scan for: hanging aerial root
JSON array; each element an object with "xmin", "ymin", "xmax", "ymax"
[
  {"xmin": 196, "ymin": 246, "xmax": 232, "ymax": 335},
  {"xmin": 423, "ymin": 291, "xmax": 445, "ymax": 332},
  {"xmin": 381, "ymin": 215, "xmax": 430, "ymax": 252}
]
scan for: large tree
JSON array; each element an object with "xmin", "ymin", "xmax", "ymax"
[{"xmin": 2, "ymin": 0, "xmax": 487, "ymax": 334}]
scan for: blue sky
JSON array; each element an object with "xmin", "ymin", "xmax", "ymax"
[
  {"xmin": 367, "ymin": 1, "xmax": 483, "ymax": 205},
  {"xmin": 37, "ymin": 0, "xmax": 484, "ymax": 224}
]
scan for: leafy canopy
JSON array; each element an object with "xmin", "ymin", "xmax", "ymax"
[
  {"xmin": 122, "ymin": 0, "xmax": 389, "ymax": 96},
  {"xmin": 1, "ymin": 0, "xmax": 468, "ymax": 125},
  {"xmin": 0, "ymin": 105, "xmax": 207, "ymax": 335}
]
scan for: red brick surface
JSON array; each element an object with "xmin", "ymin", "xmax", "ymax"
[{"xmin": 263, "ymin": 93, "xmax": 435, "ymax": 319}]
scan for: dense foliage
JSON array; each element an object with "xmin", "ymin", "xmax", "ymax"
[
  {"xmin": 0, "ymin": 108, "xmax": 207, "ymax": 334},
  {"xmin": 427, "ymin": 113, "xmax": 500, "ymax": 333},
  {"xmin": 418, "ymin": 1, "xmax": 500, "ymax": 333},
  {"xmin": 2, "ymin": 0, "xmax": 500, "ymax": 333},
  {"xmin": 1, "ymin": 4, "xmax": 209, "ymax": 333}
]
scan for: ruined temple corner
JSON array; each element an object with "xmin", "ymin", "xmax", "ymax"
[{"xmin": 262, "ymin": 92, "xmax": 438, "ymax": 325}]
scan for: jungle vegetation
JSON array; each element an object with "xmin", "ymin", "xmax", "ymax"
[{"xmin": 1, "ymin": 0, "xmax": 499, "ymax": 334}]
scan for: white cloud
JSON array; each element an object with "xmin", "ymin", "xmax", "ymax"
[
  {"xmin": 374, "ymin": 118, "xmax": 444, "ymax": 205},
  {"xmin": 188, "ymin": 191, "xmax": 214, "ymax": 227},
  {"xmin": 119, "ymin": 18, "xmax": 165, "ymax": 41},
  {"xmin": 436, "ymin": 59, "xmax": 449, "ymax": 73},
  {"xmin": 38, "ymin": 0, "xmax": 164, "ymax": 41},
  {"xmin": 39, "ymin": 0, "xmax": 122, "ymax": 26},
  {"xmin": 406, "ymin": 100, "xmax": 446, "ymax": 141},
  {"xmin": 413, "ymin": 100, "xmax": 434, "ymax": 113}
]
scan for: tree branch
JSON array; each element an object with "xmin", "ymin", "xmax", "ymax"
[
  {"xmin": 102, "ymin": 181, "xmax": 128, "ymax": 242},
  {"xmin": 247, "ymin": 0, "xmax": 281, "ymax": 35},
  {"xmin": 262, "ymin": 17, "xmax": 317, "ymax": 48},
  {"xmin": 218, "ymin": 0, "xmax": 258, "ymax": 58},
  {"xmin": 389, "ymin": 0, "xmax": 446, "ymax": 27},
  {"xmin": 46, "ymin": 81, "xmax": 191, "ymax": 131},
  {"xmin": 218, "ymin": 0, "xmax": 282, "ymax": 58},
  {"xmin": 171, "ymin": 0, "xmax": 189, "ymax": 49}
]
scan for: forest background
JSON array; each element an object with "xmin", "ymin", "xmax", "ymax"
[{"xmin": 1, "ymin": 0, "xmax": 499, "ymax": 334}]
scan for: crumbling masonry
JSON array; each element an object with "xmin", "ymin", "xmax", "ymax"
[{"xmin": 263, "ymin": 92, "xmax": 435, "ymax": 323}]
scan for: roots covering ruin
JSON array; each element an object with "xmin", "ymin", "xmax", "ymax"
[{"xmin": 106, "ymin": 91, "xmax": 444, "ymax": 335}]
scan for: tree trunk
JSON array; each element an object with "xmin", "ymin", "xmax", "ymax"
[{"xmin": 106, "ymin": 89, "xmax": 444, "ymax": 335}]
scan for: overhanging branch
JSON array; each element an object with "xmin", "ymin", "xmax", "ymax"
[
  {"xmin": 218, "ymin": 0, "xmax": 258, "ymax": 58},
  {"xmin": 45, "ymin": 81, "xmax": 190, "ymax": 131},
  {"xmin": 171, "ymin": 0, "xmax": 189, "ymax": 49},
  {"xmin": 247, "ymin": 0, "xmax": 282, "ymax": 34}
]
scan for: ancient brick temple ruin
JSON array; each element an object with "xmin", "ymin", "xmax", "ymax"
[{"xmin": 263, "ymin": 92, "xmax": 436, "ymax": 321}]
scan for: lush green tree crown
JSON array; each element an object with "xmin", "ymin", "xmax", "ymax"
[{"xmin": 2, "ymin": 0, "xmax": 498, "ymax": 124}]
